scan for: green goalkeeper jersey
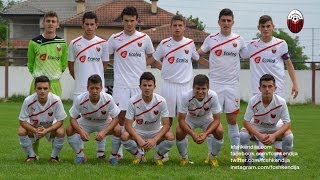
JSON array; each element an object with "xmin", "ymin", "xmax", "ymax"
[{"xmin": 27, "ymin": 35, "xmax": 68, "ymax": 80}]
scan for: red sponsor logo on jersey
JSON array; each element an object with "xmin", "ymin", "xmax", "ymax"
[
  {"xmin": 154, "ymin": 110, "xmax": 159, "ymax": 115},
  {"xmin": 287, "ymin": 9, "xmax": 304, "ymax": 33},
  {"xmin": 136, "ymin": 119, "xmax": 143, "ymax": 125},
  {"xmin": 40, "ymin": 54, "xmax": 47, "ymax": 61},
  {"xmin": 79, "ymin": 55, "xmax": 86, "ymax": 63},
  {"xmin": 137, "ymin": 42, "xmax": 142, "ymax": 47},
  {"xmin": 185, "ymin": 49, "xmax": 189, "ymax": 54},
  {"xmin": 96, "ymin": 47, "xmax": 101, "ymax": 52},
  {"xmin": 254, "ymin": 119, "xmax": 260, "ymax": 124},
  {"xmin": 254, "ymin": 56, "xmax": 261, "ymax": 63},
  {"xmin": 48, "ymin": 112, "xmax": 53, "ymax": 116},
  {"xmin": 168, "ymin": 56, "xmax": 175, "ymax": 64},
  {"xmin": 271, "ymin": 114, "xmax": 276, "ymax": 118},
  {"xmin": 120, "ymin": 51, "xmax": 128, "ymax": 58},
  {"xmin": 101, "ymin": 111, "xmax": 106, "ymax": 115},
  {"xmin": 32, "ymin": 119, "xmax": 39, "ymax": 125},
  {"xmin": 215, "ymin": 49, "xmax": 222, "ymax": 56},
  {"xmin": 272, "ymin": 47, "xmax": 277, "ymax": 54},
  {"xmin": 233, "ymin": 42, "xmax": 237, "ymax": 47}
]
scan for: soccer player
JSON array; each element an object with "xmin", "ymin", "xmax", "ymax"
[
  {"xmin": 18, "ymin": 75, "xmax": 67, "ymax": 162},
  {"xmin": 240, "ymin": 74, "xmax": 293, "ymax": 166},
  {"xmin": 197, "ymin": 8, "xmax": 246, "ymax": 161},
  {"xmin": 121, "ymin": 72, "xmax": 174, "ymax": 165},
  {"xmin": 28, "ymin": 11, "xmax": 68, "ymax": 97},
  {"xmin": 176, "ymin": 74, "xmax": 223, "ymax": 167},
  {"xmin": 241, "ymin": 15, "xmax": 298, "ymax": 158},
  {"xmin": 66, "ymin": 74, "xmax": 121, "ymax": 164}
]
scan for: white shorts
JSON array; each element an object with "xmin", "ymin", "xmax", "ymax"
[
  {"xmin": 185, "ymin": 116, "xmax": 213, "ymax": 131},
  {"xmin": 210, "ymin": 82, "xmax": 240, "ymax": 114},
  {"xmin": 161, "ymin": 80, "xmax": 191, "ymax": 117},
  {"xmin": 78, "ymin": 117, "xmax": 112, "ymax": 134},
  {"xmin": 113, "ymin": 86, "xmax": 141, "ymax": 110},
  {"xmin": 136, "ymin": 129, "xmax": 160, "ymax": 139}
]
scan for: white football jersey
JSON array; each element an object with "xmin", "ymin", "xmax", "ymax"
[
  {"xmin": 245, "ymin": 37, "xmax": 290, "ymax": 95},
  {"xmin": 68, "ymin": 36, "xmax": 109, "ymax": 95},
  {"xmin": 153, "ymin": 37, "xmax": 199, "ymax": 83},
  {"xmin": 19, "ymin": 92, "xmax": 67, "ymax": 127},
  {"xmin": 108, "ymin": 31, "xmax": 154, "ymax": 88},
  {"xmin": 126, "ymin": 93, "xmax": 169, "ymax": 132},
  {"xmin": 69, "ymin": 91, "xmax": 120, "ymax": 122},
  {"xmin": 244, "ymin": 93, "xmax": 290, "ymax": 129},
  {"xmin": 179, "ymin": 89, "xmax": 221, "ymax": 120},
  {"xmin": 200, "ymin": 33, "xmax": 246, "ymax": 85}
]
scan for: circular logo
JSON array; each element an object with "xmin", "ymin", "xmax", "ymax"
[{"xmin": 287, "ymin": 9, "xmax": 304, "ymax": 33}]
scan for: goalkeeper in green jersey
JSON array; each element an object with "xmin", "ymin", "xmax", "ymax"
[{"xmin": 28, "ymin": 11, "xmax": 68, "ymax": 97}]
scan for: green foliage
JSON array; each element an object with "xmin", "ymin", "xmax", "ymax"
[{"xmin": 176, "ymin": 11, "xmax": 206, "ymax": 31}]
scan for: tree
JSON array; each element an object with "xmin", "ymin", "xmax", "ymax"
[{"xmin": 176, "ymin": 11, "xmax": 206, "ymax": 31}]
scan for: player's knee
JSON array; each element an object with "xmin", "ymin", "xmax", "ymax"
[
  {"xmin": 214, "ymin": 126, "xmax": 224, "ymax": 140},
  {"xmin": 113, "ymin": 126, "xmax": 121, "ymax": 137},
  {"xmin": 18, "ymin": 126, "xmax": 27, "ymax": 136},
  {"xmin": 66, "ymin": 125, "xmax": 75, "ymax": 136},
  {"xmin": 175, "ymin": 125, "xmax": 186, "ymax": 141},
  {"xmin": 120, "ymin": 131, "xmax": 130, "ymax": 141},
  {"xmin": 165, "ymin": 131, "xmax": 175, "ymax": 141},
  {"xmin": 56, "ymin": 127, "xmax": 65, "ymax": 137}
]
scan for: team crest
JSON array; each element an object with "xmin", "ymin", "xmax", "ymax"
[
  {"xmin": 96, "ymin": 46, "xmax": 101, "ymax": 52},
  {"xmin": 136, "ymin": 119, "xmax": 143, "ymax": 125},
  {"xmin": 101, "ymin": 111, "xmax": 106, "ymax": 115},
  {"xmin": 154, "ymin": 110, "xmax": 159, "ymax": 115},
  {"xmin": 254, "ymin": 56, "xmax": 261, "ymax": 63},
  {"xmin": 215, "ymin": 49, "xmax": 222, "ymax": 56},
  {"xmin": 137, "ymin": 42, "xmax": 142, "ymax": 47},
  {"xmin": 32, "ymin": 119, "xmax": 39, "ymax": 125},
  {"xmin": 271, "ymin": 114, "xmax": 276, "ymax": 118},
  {"xmin": 254, "ymin": 119, "xmax": 260, "ymax": 124},
  {"xmin": 48, "ymin": 112, "xmax": 53, "ymax": 116},
  {"xmin": 271, "ymin": 47, "xmax": 277, "ymax": 54},
  {"xmin": 56, "ymin": 44, "xmax": 61, "ymax": 51},
  {"xmin": 79, "ymin": 55, "xmax": 86, "ymax": 63},
  {"xmin": 233, "ymin": 42, "xmax": 237, "ymax": 47},
  {"xmin": 120, "ymin": 51, "xmax": 128, "ymax": 58},
  {"xmin": 40, "ymin": 54, "xmax": 47, "ymax": 61},
  {"xmin": 168, "ymin": 56, "xmax": 175, "ymax": 64},
  {"xmin": 185, "ymin": 49, "xmax": 189, "ymax": 54}
]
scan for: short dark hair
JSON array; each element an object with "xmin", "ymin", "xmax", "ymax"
[
  {"xmin": 35, "ymin": 75, "xmax": 50, "ymax": 88},
  {"xmin": 87, "ymin": 74, "xmax": 102, "ymax": 87},
  {"xmin": 259, "ymin": 74, "xmax": 275, "ymax": 86},
  {"xmin": 83, "ymin": 11, "xmax": 98, "ymax": 23},
  {"xmin": 193, "ymin": 74, "xmax": 209, "ymax": 88},
  {"xmin": 171, "ymin": 14, "xmax": 186, "ymax": 25},
  {"xmin": 121, "ymin": 6, "xmax": 138, "ymax": 20},
  {"xmin": 219, "ymin": 8, "xmax": 233, "ymax": 20},
  {"xmin": 44, "ymin": 11, "xmax": 59, "ymax": 22},
  {"xmin": 140, "ymin": 72, "xmax": 156, "ymax": 86},
  {"xmin": 259, "ymin": 15, "xmax": 273, "ymax": 25}
]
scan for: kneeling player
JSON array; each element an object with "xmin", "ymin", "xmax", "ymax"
[
  {"xmin": 18, "ymin": 75, "xmax": 67, "ymax": 162},
  {"xmin": 240, "ymin": 74, "xmax": 293, "ymax": 166},
  {"xmin": 66, "ymin": 74, "xmax": 121, "ymax": 165},
  {"xmin": 176, "ymin": 74, "xmax": 223, "ymax": 167},
  {"xmin": 121, "ymin": 72, "xmax": 174, "ymax": 165}
]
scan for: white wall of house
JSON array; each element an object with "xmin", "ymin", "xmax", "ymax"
[{"xmin": 0, "ymin": 66, "xmax": 319, "ymax": 104}]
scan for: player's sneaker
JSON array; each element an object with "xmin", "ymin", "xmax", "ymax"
[
  {"xmin": 74, "ymin": 156, "xmax": 87, "ymax": 164},
  {"xmin": 132, "ymin": 157, "xmax": 142, "ymax": 165},
  {"xmin": 256, "ymin": 153, "xmax": 265, "ymax": 160},
  {"xmin": 204, "ymin": 155, "xmax": 210, "ymax": 164},
  {"xmin": 109, "ymin": 157, "xmax": 118, "ymax": 165},
  {"xmin": 209, "ymin": 157, "xmax": 219, "ymax": 167},
  {"xmin": 25, "ymin": 156, "xmax": 37, "ymax": 162},
  {"xmin": 244, "ymin": 155, "xmax": 253, "ymax": 166},
  {"xmin": 180, "ymin": 159, "xmax": 190, "ymax": 166},
  {"xmin": 97, "ymin": 154, "xmax": 106, "ymax": 160},
  {"xmin": 153, "ymin": 158, "xmax": 164, "ymax": 166},
  {"xmin": 115, "ymin": 153, "xmax": 123, "ymax": 160},
  {"xmin": 162, "ymin": 152, "xmax": 169, "ymax": 162},
  {"xmin": 232, "ymin": 155, "xmax": 242, "ymax": 162},
  {"xmin": 50, "ymin": 156, "xmax": 60, "ymax": 163}
]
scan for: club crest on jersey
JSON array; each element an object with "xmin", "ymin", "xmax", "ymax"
[
  {"xmin": 254, "ymin": 119, "xmax": 260, "ymax": 124},
  {"xmin": 271, "ymin": 47, "xmax": 277, "ymax": 54},
  {"xmin": 137, "ymin": 42, "xmax": 142, "ymax": 47},
  {"xmin": 271, "ymin": 114, "xmax": 276, "ymax": 118},
  {"xmin": 96, "ymin": 46, "xmax": 101, "ymax": 52},
  {"xmin": 215, "ymin": 49, "xmax": 222, "ymax": 56},
  {"xmin": 254, "ymin": 56, "xmax": 261, "ymax": 63},
  {"xmin": 48, "ymin": 112, "xmax": 53, "ymax": 116},
  {"xmin": 185, "ymin": 49, "xmax": 189, "ymax": 54},
  {"xmin": 79, "ymin": 55, "xmax": 86, "ymax": 63},
  {"xmin": 101, "ymin": 111, "xmax": 106, "ymax": 115},
  {"xmin": 32, "ymin": 119, "xmax": 39, "ymax": 125},
  {"xmin": 120, "ymin": 51, "xmax": 128, "ymax": 58},
  {"xmin": 233, "ymin": 42, "xmax": 237, "ymax": 47},
  {"xmin": 56, "ymin": 44, "xmax": 61, "ymax": 51},
  {"xmin": 136, "ymin": 119, "xmax": 143, "ymax": 125},
  {"xmin": 40, "ymin": 54, "xmax": 47, "ymax": 61},
  {"xmin": 168, "ymin": 56, "xmax": 175, "ymax": 64},
  {"xmin": 154, "ymin": 110, "xmax": 159, "ymax": 115}
]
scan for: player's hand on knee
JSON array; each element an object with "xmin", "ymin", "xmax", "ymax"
[
  {"xmin": 95, "ymin": 131, "xmax": 105, "ymax": 141},
  {"xmin": 80, "ymin": 130, "xmax": 90, "ymax": 141}
]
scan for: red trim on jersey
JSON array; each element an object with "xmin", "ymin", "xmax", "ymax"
[
  {"xmin": 76, "ymin": 40, "xmax": 107, "ymax": 58},
  {"xmin": 114, "ymin": 32, "xmax": 123, "ymax": 39},
  {"xmin": 189, "ymin": 96, "xmax": 212, "ymax": 112},
  {"xmin": 82, "ymin": 100, "xmax": 111, "ymax": 116},
  {"xmin": 136, "ymin": 101, "xmax": 162, "ymax": 117},
  {"xmin": 133, "ymin": 99, "xmax": 142, "ymax": 105},
  {"xmin": 249, "ymin": 41, "xmax": 284, "ymax": 58},
  {"xmin": 116, "ymin": 34, "xmax": 147, "ymax": 52},
  {"xmin": 73, "ymin": 37, "xmax": 82, "ymax": 45},
  {"xmin": 210, "ymin": 35, "xmax": 240, "ymax": 51},
  {"xmin": 28, "ymin": 99, "xmax": 37, "ymax": 107},
  {"xmin": 252, "ymin": 101, "xmax": 262, "ymax": 109},
  {"xmin": 29, "ymin": 100, "xmax": 58, "ymax": 117},
  {"xmin": 164, "ymin": 40, "xmax": 193, "ymax": 58},
  {"xmin": 162, "ymin": 38, "xmax": 172, "ymax": 45},
  {"xmin": 254, "ymin": 105, "xmax": 282, "ymax": 117},
  {"xmin": 188, "ymin": 96, "xmax": 195, "ymax": 102},
  {"xmin": 209, "ymin": 33, "xmax": 219, "ymax": 38},
  {"xmin": 80, "ymin": 99, "xmax": 89, "ymax": 106}
]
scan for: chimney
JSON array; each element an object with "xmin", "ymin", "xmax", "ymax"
[
  {"xmin": 150, "ymin": 0, "xmax": 158, "ymax": 14},
  {"xmin": 75, "ymin": 0, "xmax": 85, "ymax": 14}
]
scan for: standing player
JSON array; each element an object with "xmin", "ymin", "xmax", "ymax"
[
  {"xmin": 197, "ymin": 8, "xmax": 247, "ymax": 161},
  {"xmin": 241, "ymin": 15, "xmax": 298, "ymax": 158},
  {"xmin": 28, "ymin": 11, "xmax": 68, "ymax": 97},
  {"xmin": 18, "ymin": 75, "xmax": 67, "ymax": 162},
  {"xmin": 66, "ymin": 74, "xmax": 121, "ymax": 164},
  {"xmin": 121, "ymin": 72, "xmax": 174, "ymax": 165},
  {"xmin": 240, "ymin": 74, "xmax": 293, "ymax": 166},
  {"xmin": 176, "ymin": 74, "xmax": 223, "ymax": 167}
]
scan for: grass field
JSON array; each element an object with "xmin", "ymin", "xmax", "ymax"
[{"xmin": 0, "ymin": 100, "xmax": 319, "ymax": 179}]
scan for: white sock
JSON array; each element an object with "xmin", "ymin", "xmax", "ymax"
[
  {"xmin": 67, "ymin": 134, "xmax": 84, "ymax": 157},
  {"xmin": 111, "ymin": 135, "xmax": 121, "ymax": 156},
  {"xmin": 51, "ymin": 137, "xmax": 64, "ymax": 158},
  {"xmin": 122, "ymin": 139, "xmax": 138, "ymax": 155},
  {"xmin": 274, "ymin": 141, "xmax": 282, "ymax": 150},
  {"xmin": 282, "ymin": 133, "xmax": 293, "ymax": 153},
  {"xmin": 228, "ymin": 124, "xmax": 240, "ymax": 156},
  {"xmin": 96, "ymin": 135, "xmax": 107, "ymax": 157},
  {"xmin": 156, "ymin": 140, "xmax": 174, "ymax": 158},
  {"xmin": 19, "ymin": 135, "xmax": 36, "ymax": 157},
  {"xmin": 207, "ymin": 134, "xmax": 213, "ymax": 155},
  {"xmin": 211, "ymin": 136, "xmax": 223, "ymax": 156},
  {"xmin": 176, "ymin": 138, "xmax": 188, "ymax": 159},
  {"xmin": 240, "ymin": 131, "xmax": 252, "ymax": 159}
]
